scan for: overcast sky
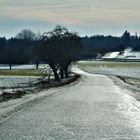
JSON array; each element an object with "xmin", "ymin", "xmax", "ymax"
[{"xmin": 0, "ymin": 0, "xmax": 140, "ymax": 38}]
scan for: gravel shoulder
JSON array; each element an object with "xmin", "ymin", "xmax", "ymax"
[{"xmin": 108, "ymin": 76, "xmax": 140, "ymax": 101}]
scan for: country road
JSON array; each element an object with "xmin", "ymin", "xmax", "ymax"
[{"xmin": 0, "ymin": 69, "xmax": 140, "ymax": 140}]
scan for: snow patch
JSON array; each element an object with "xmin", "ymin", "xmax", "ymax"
[
  {"xmin": 102, "ymin": 52, "xmax": 120, "ymax": 58},
  {"xmin": 102, "ymin": 48, "xmax": 140, "ymax": 59}
]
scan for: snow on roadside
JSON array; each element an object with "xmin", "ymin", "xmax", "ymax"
[{"xmin": 71, "ymin": 66, "xmax": 93, "ymax": 76}]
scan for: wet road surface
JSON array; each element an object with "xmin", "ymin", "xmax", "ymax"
[{"xmin": 0, "ymin": 69, "xmax": 140, "ymax": 140}]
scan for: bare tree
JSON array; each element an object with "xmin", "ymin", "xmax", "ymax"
[
  {"xmin": 15, "ymin": 29, "xmax": 36, "ymax": 41},
  {"xmin": 40, "ymin": 25, "xmax": 81, "ymax": 81}
]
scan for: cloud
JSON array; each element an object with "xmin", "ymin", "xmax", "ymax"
[
  {"xmin": 0, "ymin": 0, "xmax": 91, "ymax": 25},
  {"xmin": 0, "ymin": 0, "xmax": 140, "ymax": 37},
  {"xmin": 1, "ymin": 0, "xmax": 140, "ymax": 26}
]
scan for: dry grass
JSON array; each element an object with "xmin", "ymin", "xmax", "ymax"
[
  {"xmin": 0, "ymin": 69, "xmax": 44, "ymax": 76},
  {"xmin": 79, "ymin": 62, "xmax": 140, "ymax": 68}
]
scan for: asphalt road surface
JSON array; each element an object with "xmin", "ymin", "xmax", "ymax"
[{"xmin": 0, "ymin": 69, "xmax": 140, "ymax": 140}]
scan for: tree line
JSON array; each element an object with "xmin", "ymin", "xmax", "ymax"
[
  {"xmin": 81, "ymin": 30, "xmax": 140, "ymax": 59},
  {"xmin": 0, "ymin": 25, "xmax": 140, "ymax": 81}
]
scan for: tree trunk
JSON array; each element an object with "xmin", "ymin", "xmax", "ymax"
[
  {"xmin": 49, "ymin": 62, "xmax": 60, "ymax": 81},
  {"xmin": 64, "ymin": 66, "xmax": 69, "ymax": 78},
  {"xmin": 60, "ymin": 68, "xmax": 64, "ymax": 79},
  {"xmin": 36, "ymin": 63, "xmax": 39, "ymax": 69},
  {"xmin": 9, "ymin": 64, "xmax": 12, "ymax": 70}
]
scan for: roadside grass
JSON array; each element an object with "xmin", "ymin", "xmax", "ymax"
[
  {"xmin": 0, "ymin": 69, "xmax": 44, "ymax": 76},
  {"xmin": 79, "ymin": 62, "xmax": 140, "ymax": 68},
  {"xmin": 118, "ymin": 76, "xmax": 140, "ymax": 89},
  {"xmin": 124, "ymin": 77, "xmax": 140, "ymax": 86}
]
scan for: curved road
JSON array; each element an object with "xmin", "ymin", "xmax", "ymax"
[{"xmin": 0, "ymin": 69, "xmax": 140, "ymax": 140}]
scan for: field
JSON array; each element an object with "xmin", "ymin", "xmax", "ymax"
[
  {"xmin": 0, "ymin": 69, "xmax": 42, "ymax": 76},
  {"xmin": 0, "ymin": 64, "xmax": 49, "ymax": 92},
  {"xmin": 0, "ymin": 76, "xmax": 40, "ymax": 89},
  {"xmin": 0, "ymin": 62, "xmax": 140, "ymax": 92},
  {"xmin": 79, "ymin": 60, "xmax": 140, "ymax": 88},
  {"xmin": 80, "ymin": 61, "xmax": 140, "ymax": 68}
]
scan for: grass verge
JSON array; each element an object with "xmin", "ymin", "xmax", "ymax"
[
  {"xmin": 118, "ymin": 76, "xmax": 140, "ymax": 88},
  {"xmin": 79, "ymin": 62, "xmax": 140, "ymax": 68},
  {"xmin": 0, "ymin": 69, "xmax": 43, "ymax": 76}
]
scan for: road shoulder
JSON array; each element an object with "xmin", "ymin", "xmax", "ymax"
[{"xmin": 108, "ymin": 75, "xmax": 140, "ymax": 101}]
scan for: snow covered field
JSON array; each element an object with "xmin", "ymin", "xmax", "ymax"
[
  {"xmin": 0, "ymin": 64, "xmax": 48, "ymax": 70},
  {"xmin": 79, "ymin": 61, "xmax": 140, "ymax": 79},
  {"xmin": 0, "ymin": 76, "xmax": 39, "ymax": 88},
  {"xmin": 0, "ymin": 61, "xmax": 140, "ymax": 94},
  {"xmin": 0, "ymin": 64, "xmax": 49, "ymax": 93},
  {"xmin": 0, "ymin": 76, "xmax": 40, "ymax": 95}
]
